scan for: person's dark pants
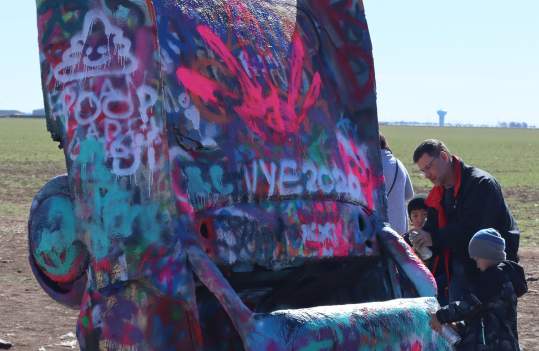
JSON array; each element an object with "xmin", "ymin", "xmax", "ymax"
[
  {"xmin": 448, "ymin": 259, "xmax": 471, "ymax": 303},
  {"xmin": 435, "ymin": 273, "xmax": 449, "ymax": 306}
]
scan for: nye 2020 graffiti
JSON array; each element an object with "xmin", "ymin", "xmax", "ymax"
[{"xmin": 30, "ymin": 0, "xmax": 452, "ymax": 350}]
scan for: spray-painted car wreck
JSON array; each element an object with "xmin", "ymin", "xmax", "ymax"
[{"xmin": 29, "ymin": 0, "xmax": 453, "ymax": 350}]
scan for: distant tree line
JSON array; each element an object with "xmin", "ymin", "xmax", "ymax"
[
  {"xmin": 497, "ymin": 122, "xmax": 531, "ymax": 129},
  {"xmin": 0, "ymin": 109, "xmax": 45, "ymax": 118},
  {"xmin": 380, "ymin": 121, "xmax": 536, "ymax": 129}
]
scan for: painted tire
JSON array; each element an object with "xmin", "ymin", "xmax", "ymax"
[{"xmin": 28, "ymin": 175, "xmax": 88, "ymax": 308}]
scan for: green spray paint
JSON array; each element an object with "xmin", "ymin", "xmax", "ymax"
[
  {"xmin": 75, "ymin": 138, "xmax": 168, "ymax": 260},
  {"xmin": 298, "ymin": 340, "xmax": 333, "ymax": 351},
  {"xmin": 210, "ymin": 165, "xmax": 233, "ymax": 195},
  {"xmin": 185, "ymin": 166, "xmax": 212, "ymax": 196},
  {"xmin": 34, "ymin": 196, "xmax": 79, "ymax": 276}
]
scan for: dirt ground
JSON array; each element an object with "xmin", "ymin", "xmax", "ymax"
[{"xmin": 1, "ymin": 217, "xmax": 538, "ymax": 350}]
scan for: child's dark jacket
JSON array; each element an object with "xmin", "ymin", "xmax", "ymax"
[{"xmin": 435, "ymin": 261, "xmax": 527, "ymax": 351}]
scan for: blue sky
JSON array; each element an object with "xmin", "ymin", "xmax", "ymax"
[
  {"xmin": 0, "ymin": 1, "xmax": 41, "ymax": 113},
  {"xmin": 1, "ymin": 1, "xmax": 537, "ymax": 126},
  {"xmin": 364, "ymin": 0, "xmax": 538, "ymax": 126}
]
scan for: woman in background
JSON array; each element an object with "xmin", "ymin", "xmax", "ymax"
[{"xmin": 380, "ymin": 134, "xmax": 414, "ymax": 234}]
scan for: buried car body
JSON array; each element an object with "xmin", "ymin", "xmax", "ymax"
[{"xmin": 29, "ymin": 0, "xmax": 452, "ymax": 350}]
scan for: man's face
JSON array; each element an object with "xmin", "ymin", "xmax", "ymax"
[
  {"xmin": 410, "ymin": 209, "xmax": 427, "ymax": 229},
  {"xmin": 415, "ymin": 152, "xmax": 450, "ymax": 186}
]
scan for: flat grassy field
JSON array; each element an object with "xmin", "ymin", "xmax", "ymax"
[
  {"xmin": 0, "ymin": 118, "xmax": 65, "ymax": 220},
  {"xmin": 381, "ymin": 125, "xmax": 539, "ymax": 246},
  {"xmin": 0, "ymin": 118, "xmax": 538, "ymax": 350},
  {"xmin": 0, "ymin": 119, "xmax": 537, "ymax": 246}
]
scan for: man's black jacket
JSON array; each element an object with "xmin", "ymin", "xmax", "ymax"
[{"xmin": 424, "ymin": 159, "xmax": 520, "ymax": 277}]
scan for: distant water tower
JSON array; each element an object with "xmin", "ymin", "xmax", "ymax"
[{"xmin": 437, "ymin": 110, "xmax": 447, "ymax": 127}]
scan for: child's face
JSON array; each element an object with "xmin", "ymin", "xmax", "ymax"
[
  {"xmin": 410, "ymin": 209, "xmax": 428, "ymax": 229},
  {"xmin": 473, "ymin": 257, "xmax": 497, "ymax": 272}
]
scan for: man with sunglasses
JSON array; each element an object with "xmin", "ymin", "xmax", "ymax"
[{"xmin": 411, "ymin": 139, "xmax": 520, "ymax": 303}]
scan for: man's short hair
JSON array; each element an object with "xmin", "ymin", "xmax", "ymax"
[
  {"xmin": 407, "ymin": 195, "xmax": 428, "ymax": 218},
  {"xmin": 412, "ymin": 139, "xmax": 451, "ymax": 163}
]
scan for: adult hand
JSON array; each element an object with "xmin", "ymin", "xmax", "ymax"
[{"xmin": 413, "ymin": 229, "xmax": 433, "ymax": 248}]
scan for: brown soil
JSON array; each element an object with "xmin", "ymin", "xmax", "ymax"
[
  {"xmin": 517, "ymin": 248, "xmax": 539, "ymax": 351},
  {"xmin": 1, "ymin": 217, "xmax": 538, "ymax": 350}
]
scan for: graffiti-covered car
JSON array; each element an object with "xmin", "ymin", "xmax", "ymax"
[{"xmin": 29, "ymin": 0, "xmax": 452, "ymax": 350}]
